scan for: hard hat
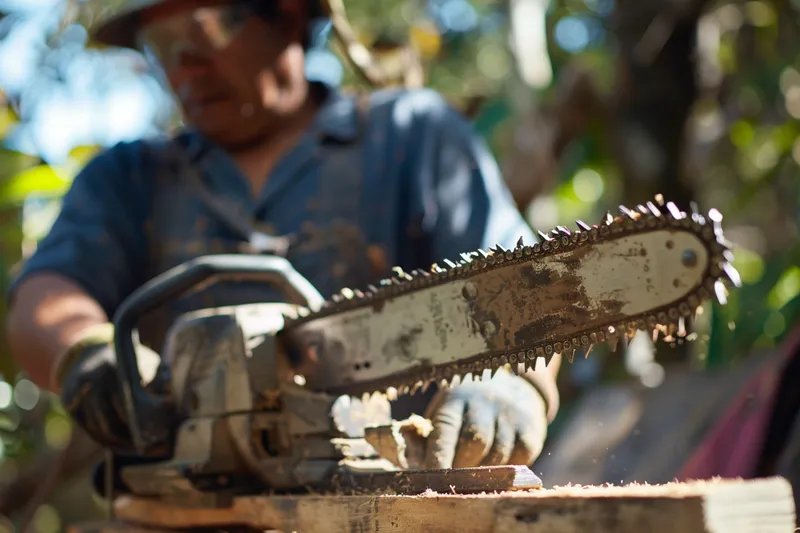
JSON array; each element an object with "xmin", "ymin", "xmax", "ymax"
[{"xmin": 93, "ymin": 0, "xmax": 329, "ymax": 51}]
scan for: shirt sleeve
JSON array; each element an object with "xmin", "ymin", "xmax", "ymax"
[
  {"xmin": 8, "ymin": 142, "xmax": 152, "ymax": 319},
  {"xmin": 401, "ymin": 90, "xmax": 537, "ymax": 265}
]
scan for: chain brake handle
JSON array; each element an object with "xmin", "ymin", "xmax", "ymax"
[{"xmin": 112, "ymin": 254, "xmax": 325, "ymax": 455}]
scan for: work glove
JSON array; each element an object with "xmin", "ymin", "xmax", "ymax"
[
  {"xmin": 54, "ymin": 323, "xmax": 171, "ymax": 455},
  {"xmin": 423, "ymin": 368, "xmax": 549, "ymax": 469}
]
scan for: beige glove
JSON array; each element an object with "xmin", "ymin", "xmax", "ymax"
[{"xmin": 422, "ymin": 368, "xmax": 549, "ymax": 469}]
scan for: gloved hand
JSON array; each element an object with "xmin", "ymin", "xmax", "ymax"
[
  {"xmin": 54, "ymin": 323, "xmax": 171, "ymax": 454},
  {"xmin": 422, "ymin": 368, "xmax": 549, "ymax": 469}
]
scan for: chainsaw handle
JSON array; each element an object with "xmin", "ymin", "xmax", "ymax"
[{"xmin": 112, "ymin": 254, "xmax": 325, "ymax": 454}]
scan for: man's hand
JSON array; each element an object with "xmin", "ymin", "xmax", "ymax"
[
  {"xmin": 56, "ymin": 323, "xmax": 170, "ymax": 454},
  {"xmin": 423, "ymin": 368, "xmax": 548, "ymax": 469}
]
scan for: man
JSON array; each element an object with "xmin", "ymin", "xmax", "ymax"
[{"xmin": 5, "ymin": 0, "xmax": 560, "ymax": 479}]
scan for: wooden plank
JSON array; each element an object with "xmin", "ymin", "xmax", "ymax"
[
  {"xmin": 95, "ymin": 476, "xmax": 795, "ymax": 533},
  {"xmin": 330, "ymin": 465, "xmax": 542, "ymax": 494}
]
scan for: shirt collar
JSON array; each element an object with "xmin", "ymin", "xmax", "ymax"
[{"xmin": 176, "ymin": 82, "xmax": 361, "ymax": 161}]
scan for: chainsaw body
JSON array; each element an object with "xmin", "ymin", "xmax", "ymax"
[
  {"xmin": 114, "ymin": 258, "xmax": 536, "ymax": 508},
  {"xmin": 110, "ymin": 199, "xmax": 740, "ymax": 507},
  {"xmin": 120, "ymin": 303, "xmax": 349, "ymax": 507}
]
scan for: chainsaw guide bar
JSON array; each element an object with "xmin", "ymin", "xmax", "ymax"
[{"xmin": 281, "ymin": 197, "xmax": 740, "ymax": 398}]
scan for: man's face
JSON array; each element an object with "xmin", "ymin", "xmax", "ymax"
[{"xmin": 137, "ymin": 0, "xmax": 309, "ymax": 147}]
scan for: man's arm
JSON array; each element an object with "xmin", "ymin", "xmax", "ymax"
[
  {"xmin": 405, "ymin": 90, "xmax": 561, "ymax": 420},
  {"xmin": 7, "ymin": 275, "xmax": 108, "ymax": 391},
  {"xmin": 5, "ymin": 142, "xmax": 151, "ymax": 393}
]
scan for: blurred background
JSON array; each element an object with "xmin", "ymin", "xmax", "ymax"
[{"xmin": 0, "ymin": 0, "xmax": 799, "ymax": 531}]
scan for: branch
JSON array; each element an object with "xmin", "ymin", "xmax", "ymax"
[{"xmin": 321, "ymin": 0, "xmax": 424, "ymax": 89}]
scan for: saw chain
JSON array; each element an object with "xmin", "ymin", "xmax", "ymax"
[{"xmin": 281, "ymin": 197, "xmax": 741, "ymax": 398}]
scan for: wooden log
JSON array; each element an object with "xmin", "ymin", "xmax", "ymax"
[{"xmin": 66, "ymin": 476, "xmax": 796, "ymax": 533}]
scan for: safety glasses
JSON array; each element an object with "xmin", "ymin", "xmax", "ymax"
[{"xmin": 135, "ymin": 1, "xmax": 276, "ymax": 68}]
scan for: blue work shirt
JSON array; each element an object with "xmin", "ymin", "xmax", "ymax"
[{"xmin": 14, "ymin": 84, "xmax": 536, "ymax": 410}]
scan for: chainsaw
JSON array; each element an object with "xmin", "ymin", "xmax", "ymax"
[{"xmin": 109, "ymin": 196, "xmax": 739, "ymax": 508}]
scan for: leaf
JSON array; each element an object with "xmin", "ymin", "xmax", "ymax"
[
  {"xmin": 767, "ymin": 266, "xmax": 800, "ymax": 310},
  {"xmin": 68, "ymin": 145, "xmax": 101, "ymax": 167},
  {"xmin": 409, "ymin": 22, "xmax": 442, "ymax": 60},
  {"xmin": 0, "ymin": 106, "xmax": 18, "ymax": 138},
  {"xmin": 0, "ymin": 165, "xmax": 73, "ymax": 207},
  {"xmin": 0, "ymin": 148, "xmax": 39, "ymax": 181}
]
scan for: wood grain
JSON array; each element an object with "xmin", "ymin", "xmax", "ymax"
[{"xmin": 65, "ymin": 476, "xmax": 797, "ymax": 533}]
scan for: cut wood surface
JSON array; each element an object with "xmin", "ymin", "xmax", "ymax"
[{"xmin": 92, "ymin": 476, "xmax": 796, "ymax": 533}]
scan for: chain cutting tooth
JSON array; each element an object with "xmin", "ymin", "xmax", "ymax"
[
  {"xmin": 666, "ymin": 202, "xmax": 683, "ymax": 219},
  {"xmin": 537, "ymin": 230, "xmax": 553, "ymax": 242},
  {"xmin": 708, "ymin": 208, "xmax": 725, "ymax": 237},
  {"xmin": 690, "ymin": 201, "xmax": 701, "ymax": 220},
  {"xmin": 654, "ymin": 193, "xmax": 665, "ymax": 206},
  {"xmin": 722, "ymin": 263, "xmax": 742, "ymax": 287},
  {"xmin": 619, "ymin": 205, "xmax": 638, "ymax": 219},
  {"xmin": 431, "ymin": 263, "xmax": 445, "ymax": 274},
  {"xmin": 444, "ymin": 258, "xmax": 457, "ymax": 268},
  {"xmin": 714, "ymin": 280, "xmax": 728, "ymax": 305},
  {"xmin": 576, "ymin": 220, "xmax": 592, "ymax": 232},
  {"xmin": 646, "ymin": 201, "xmax": 662, "ymax": 217}
]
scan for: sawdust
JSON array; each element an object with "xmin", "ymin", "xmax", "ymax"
[{"xmin": 399, "ymin": 476, "xmax": 766, "ymax": 500}]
